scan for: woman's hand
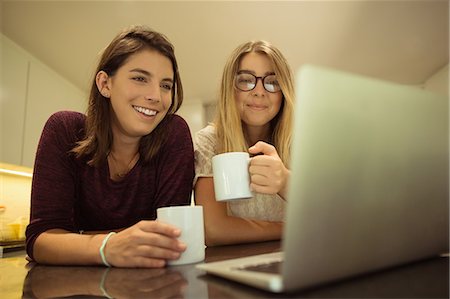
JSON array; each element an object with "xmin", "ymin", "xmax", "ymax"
[
  {"xmin": 248, "ymin": 141, "xmax": 290, "ymax": 199},
  {"xmin": 104, "ymin": 220, "xmax": 187, "ymax": 268}
]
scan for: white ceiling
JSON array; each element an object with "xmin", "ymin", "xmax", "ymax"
[{"xmin": 1, "ymin": 0, "xmax": 448, "ymax": 104}]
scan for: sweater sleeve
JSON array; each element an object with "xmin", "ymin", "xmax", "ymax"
[
  {"xmin": 193, "ymin": 125, "xmax": 217, "ymax": 186},
  {"xmin": 25, "ymin": 111, "xmax": 84, "ymax": 260},
  {"xmin": 152, "ymin": 115, "xmax": 195, "ymax": 209}
]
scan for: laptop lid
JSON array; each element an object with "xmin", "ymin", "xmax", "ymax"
[
  {"xmin": 282, "ymin": 65, "xmax": 449, "ymax": 291},
  {"xmin": 197, "ymin": 65, "xmax": 449, "ymax": 293}
]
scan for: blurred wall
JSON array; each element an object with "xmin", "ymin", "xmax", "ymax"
[{"xmin": 423, "ymin": 64, "xmax": 449, "ymax": 96}]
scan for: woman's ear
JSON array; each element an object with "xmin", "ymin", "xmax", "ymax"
[{"xmin": 96, "ymin": 71, "xmax": 111, "ymax": 98}]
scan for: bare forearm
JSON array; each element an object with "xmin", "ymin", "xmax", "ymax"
[
  {"xmin": 33, "ymin": 229, "xmax": 105, "ymax": 265},
  {"xmin": 195, "ymin": 177, "xmax": 284, "ymax": 246},
  {"xmin": 204, "ymin": 216, "xmax": 283, "ymax": 246}
]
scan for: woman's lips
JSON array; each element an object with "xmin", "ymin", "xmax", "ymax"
[{"xmin": 247, "ymin": 104, "xmax": 267, "ymax": 110}]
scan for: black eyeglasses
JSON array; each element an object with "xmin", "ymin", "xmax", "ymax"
[{"xmin": 235, "ymin": 73, "xmax": 281, "ymax": 93}]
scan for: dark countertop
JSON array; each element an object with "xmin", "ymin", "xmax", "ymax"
[{"xmin": 1, "ymin": 241, "xmax": 448, "ymax": 299}]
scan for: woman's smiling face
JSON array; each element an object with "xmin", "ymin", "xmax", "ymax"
[
  {"xmin": 234, "ymin": 52, "xmax": 283, "ymax": 132},
  {"xmin": 103, "ymin": 49, "xmax": 174, "ymax": 141}
]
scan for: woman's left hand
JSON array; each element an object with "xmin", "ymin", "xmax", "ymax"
[{"xmin": 248, "ymin": 141, "xmax": 290, "ymax": 199}]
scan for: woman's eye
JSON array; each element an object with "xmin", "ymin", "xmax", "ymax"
[
  {"xmin": 161, "ymin": 83, "xmax": 173, "ymax": 91},
  {"xmin": 238, "ymin": 78, "xmax": 253, "ymax": 84},
  {"xmin": 133, "ymin": 76, "xmax": 146, "ymax": 82}
]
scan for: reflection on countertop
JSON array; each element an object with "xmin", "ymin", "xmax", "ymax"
[
  {"xmin": 23, "ymin": 264, "xmax": 195, "ymax": 298},
  {"xmin": 1, "ymin": 242, "xmax": 282, "ymax": 299},
  {"xmin": 1, "ymin": 241, "xmax": 448, "ymax": 299}
]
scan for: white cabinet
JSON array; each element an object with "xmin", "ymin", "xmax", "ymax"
[
  {"xmin": 0, "ymin": 34, "xmax": 86, "ymax": 167},
  {"xmin": 22, "ymin": 54, "xmax": 86, "ymax": 167},
  {"xmin": 1, "ymin": 35, "xmax": 29, "ymax": 166}
]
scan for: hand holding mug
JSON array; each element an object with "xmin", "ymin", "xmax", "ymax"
[
  {"xmin": 157, "ymin": 205, "xmax": 205, "ymax": 265},
  {"xmin": 248, "ymin": 141, "xmax": 290, "ymax": 198},
  {"xmin": 104, "ymin": 220, "xmax": 187, "ymax": 268}
]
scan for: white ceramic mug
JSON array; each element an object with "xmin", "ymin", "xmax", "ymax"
[
  {"xmin": 156, "ymin": 205, "xmax": 205, "ymax": 266},
  {"xmin": 211, "ymin": 152, "xmax": 253, "ymax": 201}
]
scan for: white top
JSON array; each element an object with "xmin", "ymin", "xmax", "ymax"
[{"xmin": 194, "ymin": 125, "xmax": 285, "ymax": 221}]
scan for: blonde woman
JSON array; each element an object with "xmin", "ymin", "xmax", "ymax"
[{"xmin": 194, "ymin": 40, "xmax": 294, "ymax": 246}]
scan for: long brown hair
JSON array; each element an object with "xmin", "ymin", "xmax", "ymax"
[
  {"xmin": 72, "ymin": 25, "xmax": 183, "ymax": 166},
  {"xmin": 214, "ymin": 40, "xmax": 294, "ymax": 166}
]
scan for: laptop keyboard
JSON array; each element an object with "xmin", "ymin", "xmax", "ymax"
[{"xmin": 235, "ymin": 260, "xmax": 283, "ymax": 274}]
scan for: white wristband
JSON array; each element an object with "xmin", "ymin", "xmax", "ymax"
[{"xmin": 99, "ymin": 232, "xmax": 116, "ymax": 267}]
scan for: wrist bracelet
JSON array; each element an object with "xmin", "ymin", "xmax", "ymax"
[{"xmin": 100, "ymin": 232, "xmax": 116, "ymax": 267}]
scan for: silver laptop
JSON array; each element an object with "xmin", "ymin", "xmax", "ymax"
[{"xmin": 196, "ymin": 65, "xmax": 449, "ymax": 292}]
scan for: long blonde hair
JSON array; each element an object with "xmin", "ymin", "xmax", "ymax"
[{"xmin": 214, "ymin": 40, "xmax": 294, "ymax": 166}]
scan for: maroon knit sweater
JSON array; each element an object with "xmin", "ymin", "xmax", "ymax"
[{"xmin": 26, "ymin": 111, "xmax": 194, "ymax": 260}]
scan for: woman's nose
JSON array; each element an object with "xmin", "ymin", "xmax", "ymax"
[{"xmin": 144, "ymin": 83, "xmax": 161, "ymax": 102}]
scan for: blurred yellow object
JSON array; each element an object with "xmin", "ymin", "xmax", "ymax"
[
  {"xmin": 1, "ymin": 216, "xmax": 28, "ymax": 241},
  {"xmin": 0, "ymin": 162, "xmax": 32, "ymax": 242},
  {"xmin": 8, "ymin": 223, "xmax": 21, "ymax": 240},
  {"xmin": 0, "ymin": 221, "xmax": 16, "ymax": 241},
  {"xmin": 7, "ymin": 217, "xmax": 28, "ymax": 240}
]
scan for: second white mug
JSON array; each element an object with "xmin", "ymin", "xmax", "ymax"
[
  {"xmin": 211, "ymin": 152, "xmax": 253, "ymax": 201},
  {"xmin": 157, "ymin": 205, "xmax": 205, "ymax": 266}
]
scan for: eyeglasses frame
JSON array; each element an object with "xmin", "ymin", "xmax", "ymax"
[{"xmin": 234, "ymin": 72, "xmax": 281, "ymax": 93}]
